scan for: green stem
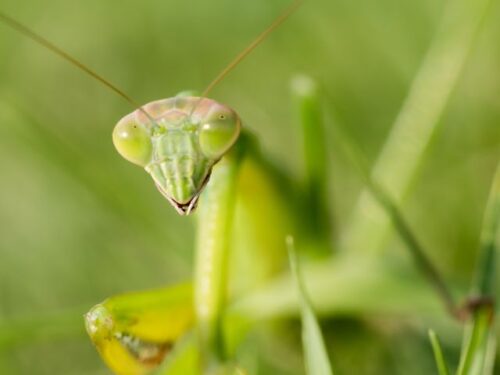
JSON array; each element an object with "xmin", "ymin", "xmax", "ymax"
[
  {"xmin": 291, "ymin": 75, "xmax": 331, "ymax": 252},
  {"xmin": 329, "ymin": 118, "xmax": 459, "ymax": 318},
  {"xmin": 457, "ymin": 305, "xmax": 494, "ymax": 375},
  {"xmin": 456, "ymin": 164, "xmax": 499, "ymax": 375},
  {"xmin": 194, "ymin": 145, "xmax": 243, "ymax": 368},
  {"xmin": 287, "ymin": 237, "xmax": 335, "ymax": 375},
  {"xmin": 368, "ymin": 178, "xmax": 459, "ymax": 318},
  {"xmin": 472, "ymin": 164, "xmax": 500, "ymax": 297},
  {"xmin": 428, "ymin": 330, "xmax": 451, "ymax": 375}
]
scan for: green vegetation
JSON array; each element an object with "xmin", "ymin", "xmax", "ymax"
[{"xmin": 0, "ymin": 0, "xmax": 498, "ymax": 374}]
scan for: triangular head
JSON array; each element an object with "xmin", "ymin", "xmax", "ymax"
[
  {"xmin": 112, "ymin": 96, "xmax": 241, "ymax": 215},
  {"xmin": 0, "ymin": 0, "xmax": 301, "ymax": 215}
]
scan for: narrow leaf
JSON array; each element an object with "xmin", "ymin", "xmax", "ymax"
[
  {"xmin": 457, "ymin": 164, "xmax": 499, "ymax": 375},
  {"xmin": 473, "ymin": 164, "xmax": 500, "ymax": 297},
  {"xmin": 291, "ymin": 75, "xmax": 331, "ymax": 251},
  {"xmin": 287, "ymin": 236, "xmax": 334, "ymax": 375},
  {"xmin": 457, "ymin": 307, "xmax": 494, "ymax": 375},
  {"xmin": 343, "ymin": 0, "xmax": 495, "ymax": 256},
  {"xmin": 428, "ymin": 329, "xmax": 450, "ymax": 375}
]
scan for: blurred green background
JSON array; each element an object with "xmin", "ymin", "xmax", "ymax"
[{"xmin": 0, "ymin": 0, "xmax": 499, "ymax": 374}]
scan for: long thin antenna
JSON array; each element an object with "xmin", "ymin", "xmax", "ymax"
[
  {"xmin": 0, "ymin": 12, "xmax": 156, "ymax": 124},
  {"xmin": 201, "ymin": 0, "xmax": 303, "ymax": 98}
]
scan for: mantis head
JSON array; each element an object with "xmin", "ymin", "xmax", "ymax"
[
  {"xmin": 1, "ymin": 2, "xmax": 299, "ymax": 217},
  {"xmin": 112, "ymin": 96, "xmax": 241, "ymax": 215}
]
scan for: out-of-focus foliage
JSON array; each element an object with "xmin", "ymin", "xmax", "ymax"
[
  {"xmin": 288, "ymin": 238, "xmax": 334, "ymax": 375},
  {"xmin": 0, "ymin": 0, "xmax": 498, "ymax": 374}
]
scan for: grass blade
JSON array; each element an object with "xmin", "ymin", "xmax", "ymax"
[
  {"xmin": 457, "ymin": 164, "xmax": 499, "ymax": 375},
  {"xmin": 291, "ymin": 75, "xmax": 331, "ymax": 252},
  {"xmin": 428, "ymin": 329, "xmax": 451, "ymax": 375},
  {"xmin": 472, "ymin": 164, "xmax": 500, "ymax": 297},
  {"xmin": 328, "ymin": 113, "xmax": 458, "ymax": 317},
  {"xmin": 287, "ymin": 236, "xmax": 334, "ymax": 375},
  {"xmin": 457, "ymin": 306, "xmax": 494, "ymax": 375},
  {"xmin": 342, "ymin": 0, "xmax": 494, "ymax": 256}
]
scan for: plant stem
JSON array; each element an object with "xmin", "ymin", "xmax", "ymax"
[
  {"xmin": 472, "ymin": 164, "xmax": 500, "ymax": 298},
  {"xmin": 457, "ymin": 305, "xmax": 494, "ymax": 375},
  {"xmin": 287, "ymin": 236, "xmax": 335, "ymax": 375},
  {"xmin": 456, "ymin": 164, "xmax": 499, "ymax": 375},
  {"xmin": 428, "ymin": 330, "xmax": 451, "ymax": 375},
  {"xmin": 368, "ymin": 178, "xmax": 460, "ymax": 318},
  {"xmin": 329, "ymin": 119, "xmax": 459, "ymax": 318},
  {"xmin": 291, "ymin": 75, "xmax": 331, "ymax": 253}
]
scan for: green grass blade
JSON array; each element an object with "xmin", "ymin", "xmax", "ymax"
[
  {"xmin": 291, "ymin": 75, "xmax": 331, "ymax": 251},
  {"xmin": 482, "ymin": 334, "xmax": 497, "ymax": 375},
  {"xmin": 328, "ymin": 111, "xmax": 458, "ymax": 316},
  {"xmin": 457, "ymin": 164, "xmax": 499, "ymax": 375},
  {"xmin": 428, "ymin": 330, "xmax": 451, "ymax": 375},
  {"xmin": 342, "ymin": 0, "xmax": 494, "ymax": 256},
  {"xmin": 457, "ymin": 307, "xmax": 494, "ymax": 375},
  {"xmin": 287, "ymin": 237, "xmax": 334, "ymax": 375},
  {"xmin": 473, "ymin": 164, "xmax": 500, "ymax": 297}
]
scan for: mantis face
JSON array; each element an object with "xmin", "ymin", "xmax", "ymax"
[{"xmin": 113, "ymin": 96, "xmax": 241, "ymax": 215}]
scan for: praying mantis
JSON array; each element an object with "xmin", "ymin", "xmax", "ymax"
[
  {"xmin": 1, "ymin": 1, "xmax": 323, "ymax": 373},
  {"xmin": 1, "ymin": 0, "xmax": 498, "ymax": 374}
]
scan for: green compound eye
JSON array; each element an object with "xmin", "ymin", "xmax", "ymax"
[
  {"xmin": 199, "ymin": 109, "xmax": 240, "ymax": 160},
  {"xmin": 112, "ymin": 119, "xmax": 152, "ymax": 167}
]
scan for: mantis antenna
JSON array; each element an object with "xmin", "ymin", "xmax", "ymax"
[
  {"xmin": 0, "ymin": 0, "xmax": 302, "ymax": 118},
  {"xmin": 201, "ymin": 0, "xmax": 303, "ymax": 97},
  {"xmin": 0, "ymin": 12, "xmax": 157, "ymax": 125}
]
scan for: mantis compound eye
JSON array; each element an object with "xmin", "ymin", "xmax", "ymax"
[
  {"xmin": 112, "ymin": 119, "xmax": 152, "ymax": 167},
  {"xmin": 199, "ymin": 107, "xmax": 241, "ymax": 160}
]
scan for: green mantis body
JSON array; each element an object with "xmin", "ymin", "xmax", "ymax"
[
  {"xmin": 93, "ymin": 92, "xmax": 297, "ymax": 373},
  {"xmin": 84, "ymin": 109, "xmax": 296, "ymax": 374}
]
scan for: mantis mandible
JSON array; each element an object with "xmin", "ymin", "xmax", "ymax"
[{"xmin": 0, "ymin": 1, "xmax": 321, "ymax": 374}]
